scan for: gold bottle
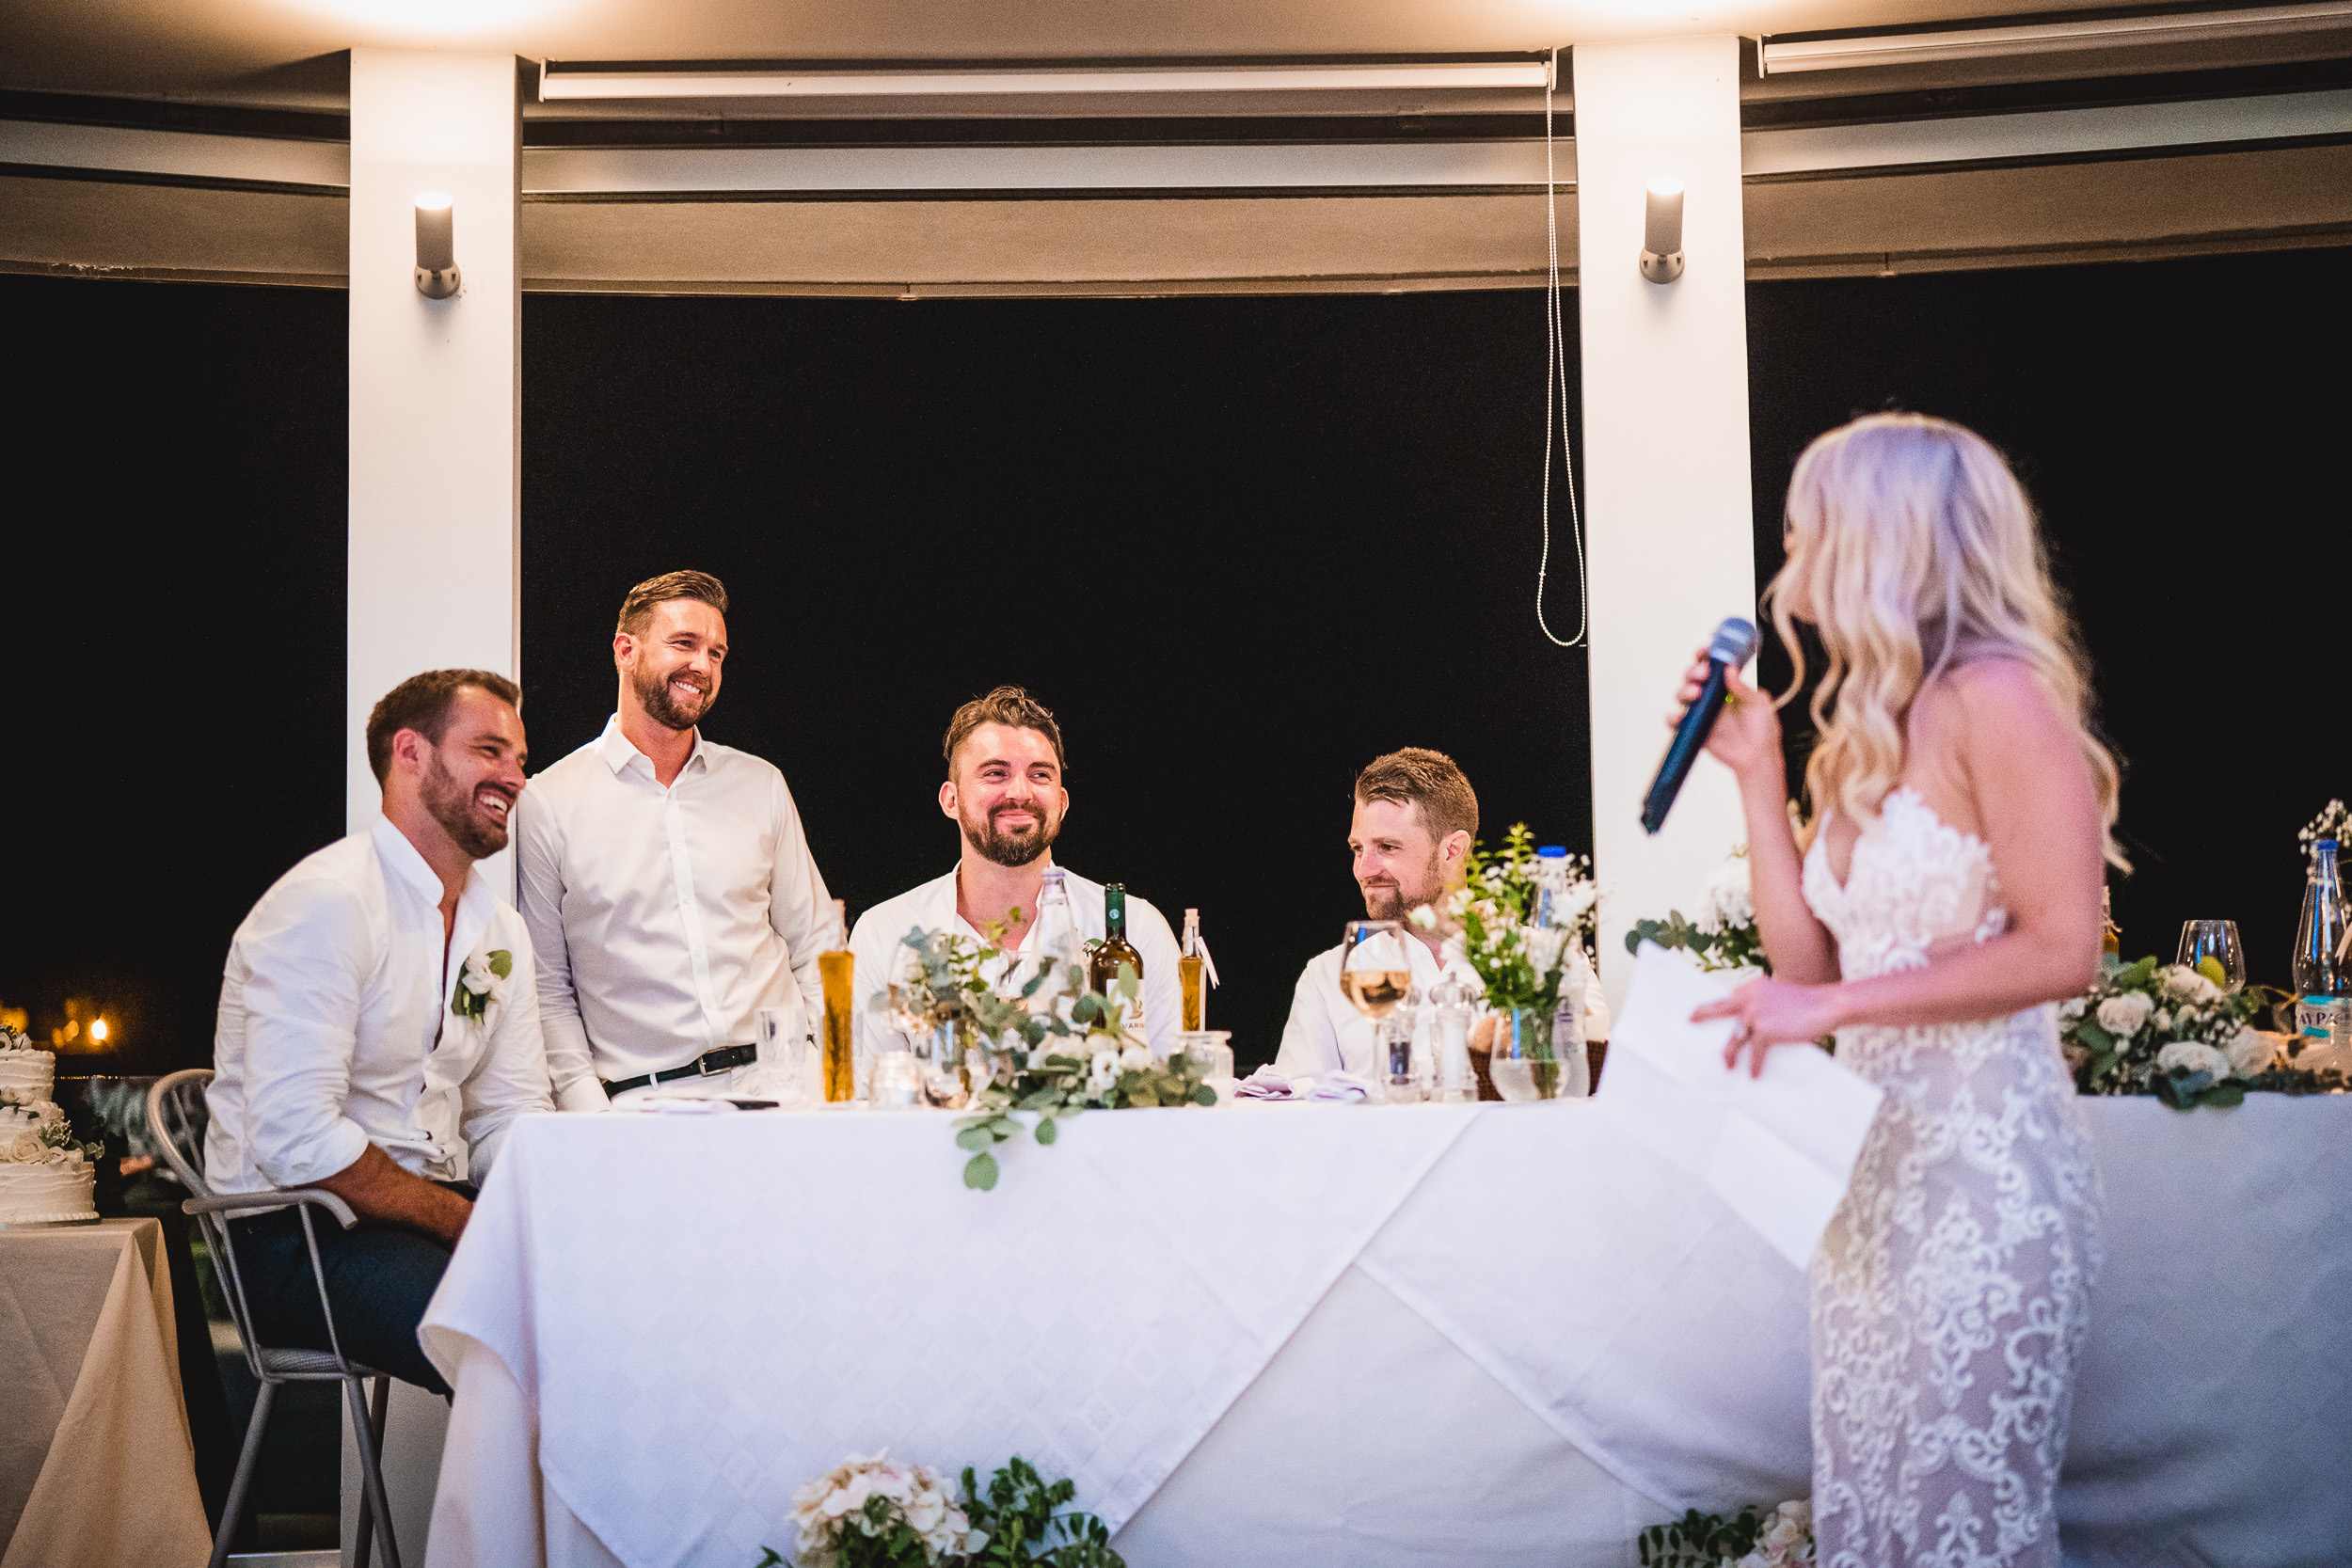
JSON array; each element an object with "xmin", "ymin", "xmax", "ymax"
[{"xmin": 819, "ymin": 898, "xmax": 856, "ymax": 1101}]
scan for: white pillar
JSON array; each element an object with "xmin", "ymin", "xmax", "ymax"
[
  {"xmin": 1574, "ymin": 36, "xmax": 1756, "ymax": 1011},
  {"xmin": 346, "ymin": 49, "xmax": 520, "ymax": 837}
]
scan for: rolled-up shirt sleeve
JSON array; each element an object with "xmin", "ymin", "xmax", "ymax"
[
  {"xmin": 462, "ymin": 931, "xmax": 554, "ymax": 1176},
  {"xmin": 516, "ymin": 786, "xmax": 605, "ymax": 1110},
  {"xmin": 239, "ymin": 879, "xmax": 373, "ymax": 1189},
  {"xmin": 768, "ymin": 771, "xmax": 834, "ymax": 1027}
]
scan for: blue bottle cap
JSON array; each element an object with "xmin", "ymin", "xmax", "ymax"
[
  {"xmin": 2320, "ymin": 838, "xmax": 2339, "ymax": 852},
  {"xmin": 1536, "ymin": 845, "xmax": 1568, "ymax": 858}
]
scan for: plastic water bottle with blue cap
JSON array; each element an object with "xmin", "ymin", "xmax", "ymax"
[{"xmin": 2293, "ymin": 837, "xmax": 2350, "ymax": 1066}]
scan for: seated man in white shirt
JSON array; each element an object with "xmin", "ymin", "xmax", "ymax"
[
  {"xmin": 1275, "ymin": 747, "xmax": 1607, "ymax": 1083},
  {"xmin": 206, "ymin": 670, "xmax": 551, "ymax": 1395},
  {"xmin": 516, "ymin": 571, "xmax": 834, "ymax": 1106},
  {"xmin": 850, "ymin": 686, "xmax": 1181, "ymax": 1055}
]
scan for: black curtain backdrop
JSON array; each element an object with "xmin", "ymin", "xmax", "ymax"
[
  {"xmin": 516, "ymin": 291, "xmax": 1585, "ymax": 1070},
  {"xmin": 3, "ymin": 246, "xmax": 2344, "ymax": 1077}
]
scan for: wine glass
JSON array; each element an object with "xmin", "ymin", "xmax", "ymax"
[
  {"xmin": 2176, "ymin": 920, "xmax": 2246, "ymax": 991},
  {"xmin": 1339, "ymin": 921, "xmax": 1413, "ymax": 1022}
]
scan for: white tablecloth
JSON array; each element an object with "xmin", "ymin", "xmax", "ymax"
[{"xmin": 421, "ymin": 1097, "xmax": 2352, "ymax": 1568}]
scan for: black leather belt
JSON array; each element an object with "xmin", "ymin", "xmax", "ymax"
[{"xmin": 600, "ymin": 1043, "xmax": 758, "ymax": 1099}]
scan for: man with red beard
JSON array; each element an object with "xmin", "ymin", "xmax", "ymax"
[
  {"xmin": 206, "ymin": 670, "xmax": 550, "ymax": 1393},
  {"xmin": 516, "ymin": 571, "xmax": 834, "ymax": 1106},
  {"xmin": 849, "ymin": 686, "xmax": 1182, "ymax": 1058}
]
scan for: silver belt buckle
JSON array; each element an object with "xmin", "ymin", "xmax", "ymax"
[{"xmin": 695, "ymin": 1049, "xmax": 727, "ymax": 1077}]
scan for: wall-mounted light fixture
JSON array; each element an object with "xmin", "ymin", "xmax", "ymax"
[
  {"xmin": 415, "ymin": 191, "xmax": 460, "ymax": 299},
  {"xmin": 1639, "ymin": 177, "xmax": 1684, "ymax": 284}
]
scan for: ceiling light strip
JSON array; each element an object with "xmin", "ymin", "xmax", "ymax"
[
  {"xmin": 1762, "ymin": 1, "xmax": 2352, "ymax": 72},
  {"xmin": 538, "ymin": 60, "xmax": 1552, "ymax": 101}
]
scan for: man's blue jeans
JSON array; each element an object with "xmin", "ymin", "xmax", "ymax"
[{"xmin": 228, "ymin": 1180, "xmax": 476, "ymax": 1396}]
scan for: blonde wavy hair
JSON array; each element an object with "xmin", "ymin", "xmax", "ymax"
[{"xmin": 1764, "ymin": 413, "xmax": 2126, "ymax": 870}]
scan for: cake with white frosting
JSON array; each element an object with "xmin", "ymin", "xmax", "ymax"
[{"xmin": 0, "ymin": 1027, "xmax": 98, "ymax": 1226}]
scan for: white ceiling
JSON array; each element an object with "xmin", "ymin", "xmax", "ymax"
[{"xmin": 0, "ymin": 0, "xmax": 2231, "ymax": 109}]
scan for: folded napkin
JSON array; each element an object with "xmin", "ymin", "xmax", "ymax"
[
  {"xmin": 609, "ymin": 1093, "xmax": 740, "ymax": 1115},
  {"xmin": 1233, "ymin": 1069, "xmax": 1371, "ymax": 1103}
]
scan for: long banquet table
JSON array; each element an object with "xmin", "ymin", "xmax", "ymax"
[{"xmin": 420, "ymin": 1096, "xmax": 2352, "ymax": 1568}]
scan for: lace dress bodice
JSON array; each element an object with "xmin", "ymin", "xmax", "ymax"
[{"xmin": 1800, "ymin": 788, "xmax": 2100, "ymax": 1568}]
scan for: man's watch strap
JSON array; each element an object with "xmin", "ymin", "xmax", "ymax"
[{"xmin": 599, "ymin": 1042, "xmax": 758, "ymax": 1099}]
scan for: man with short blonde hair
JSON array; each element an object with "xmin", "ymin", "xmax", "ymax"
[
  {"xmin": 1274, "ymin": 747, "xmax": 1605, "ymax": 1085},
  {"xmin": 516, "ymin": 569, "xmax": 834, "ymax": 1106}
]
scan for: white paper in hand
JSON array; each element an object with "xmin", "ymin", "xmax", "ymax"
[{"xmin": 1595, "ymin": 942, "xmax": 1884, "ymax": 1269}]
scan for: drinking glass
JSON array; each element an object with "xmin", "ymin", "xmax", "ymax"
[
  {"xmin": 754, "ymin": 1006, "xmax": 805, "ymax": 1105},
  {"xmin": 871, "ymin": 1047, "xmax": 923, "ymax": 1107},
  {"xmin": 1175, "ymin": 1030, "xmax": 1234, "ymax": 1083},
  {"xmin": 918, "ymin": 1021, "xmax": 969, "ymax": 1108},
  {"xmin": 1338, "ymin": 921, "xmax": 1413, "ymax": 1022},
  {"xmin": 2176, "ymin": 920, "xmax": 2246, "ymax": 991}
]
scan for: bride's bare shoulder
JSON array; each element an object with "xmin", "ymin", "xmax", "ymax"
[{"xmin": 1940, "ymin": 657, "xmax": 2067, "ymax": 736}]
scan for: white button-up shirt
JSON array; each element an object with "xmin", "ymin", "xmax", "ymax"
[
  {"xmin": 1275, "ymin": 938, "xmax": 1610, "ymax": 1082},
  {"xmin": 849, "ymin": 864, "xmax": 1183, "ymax": 1058},
  {"xmin": 516, "ymin": 716, "xmax": 833, "ymax": 1102},
  {"xmin": 205, "ymin": 816, "xmax": 551, "ymax": 1197}
]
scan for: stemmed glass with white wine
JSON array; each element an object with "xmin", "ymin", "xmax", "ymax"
[{"xmin": 1339, "ymin": 921, "xmax": 1414, "ymax": 1096}]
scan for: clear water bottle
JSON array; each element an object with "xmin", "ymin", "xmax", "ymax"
[
  {"xmin": 2293, "ymin": 838, "xmax": 2350, "ymax": 1063},
  {"xmin": 1534, "ymin": 845, "xmax": 1570, "ymax": 928},
  {"xmin": 1028, "ymin": 869, "xmax": 1082, "ymax": 1016}
]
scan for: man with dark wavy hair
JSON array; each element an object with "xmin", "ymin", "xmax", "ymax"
[
  {"xmin": 516, "ymin": 570, "xmax": 834, "ymax": 1106},
  {"xmin": 848, "ymin": 685, "xmax": 1182, "ymax": 1057}
]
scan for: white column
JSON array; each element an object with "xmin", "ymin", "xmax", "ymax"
[
  {"xmin": 347, "ymin": 49, "xmax": 520, "ymax": 836},
  {"xmin": 1573, "ymin": 37, "xmax": 1756, "ymax": 1011}
]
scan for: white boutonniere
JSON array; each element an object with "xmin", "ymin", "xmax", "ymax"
[{"xmin": 452, "ymin": 948, "xmax": 513, "ymax": 1027}]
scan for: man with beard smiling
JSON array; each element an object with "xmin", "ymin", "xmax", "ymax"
[
  {"xmin": 1273, "ymin": 748, "xmax": 1607, "ymax": 1085},
  {"xmin": 849, "ymin": 686, "xmax": 1182, "ymax": 1057},
  {"xmin": 204, "ymin": 670, "xmax": 550, "ymax": 1394},
  {"xmin": 516, "ymin": 571, "xmax": 834, "ymax": 1106}
]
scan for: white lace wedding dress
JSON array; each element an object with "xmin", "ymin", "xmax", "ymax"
[{"xmin": 1802, "ymin": 787, "xmax": 2102, "ymax": 1567}]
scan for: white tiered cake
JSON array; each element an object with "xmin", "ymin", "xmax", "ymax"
[{"xmin": 0, "ymin": 1027, "xmax": 98, "ymax": 1227}]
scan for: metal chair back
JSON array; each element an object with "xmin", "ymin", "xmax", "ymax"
[{"xmin": 148, "ymin": 1069, "xmax": 270, "ymax": 1381}]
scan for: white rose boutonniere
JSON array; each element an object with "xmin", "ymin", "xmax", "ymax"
[{"xmin": 451, "ymin": 948, "xmax": 513, "ymax": 1028}]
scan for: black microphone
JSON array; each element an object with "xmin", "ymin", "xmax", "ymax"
[{"xmin": 1641, "ymin": 617, "xmax": 1760, "ymax": 835}]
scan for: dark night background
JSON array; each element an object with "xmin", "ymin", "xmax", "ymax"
[{"xmin": 4, "ymin": 247, "xmax": 2344, "ymax": 1079}]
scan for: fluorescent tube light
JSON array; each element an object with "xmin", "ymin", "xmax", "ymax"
[
  {"xmin": 539, "ymin": 58, "xmax": 1552, "ymax": 101},
  {"xmin": 1761, "ymin": 1, "xmax": 2352, "ymax": 72}
]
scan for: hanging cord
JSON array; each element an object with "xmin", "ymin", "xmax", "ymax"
[{"xmin": 1538, "ymin": 46, "xmax": 1590, "ymax": 649}]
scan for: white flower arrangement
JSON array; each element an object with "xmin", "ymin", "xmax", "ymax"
[
  {"xmin": 1411, "ymin": 824, "xmax": 1601, "ymax": 1019},
  {"xmin": 2299, "ymin": 799, "xmax": 2349, "ymax": 857},
  {"xmin": 1627, "ymin": 847, "xmax": 1770, "ymax": 975},
  {"xmin": 776, "ymin": 1449, "xmax": 982, "ymax": 1568},
  {"xmin": 2064, "ymin": 955, "xmax": 2302, "ymax": 1108}
]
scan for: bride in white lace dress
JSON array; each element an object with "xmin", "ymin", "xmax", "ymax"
[{"xmin": 1679, "ymin": 414, "xmax": 2125, "ymax": 1567}]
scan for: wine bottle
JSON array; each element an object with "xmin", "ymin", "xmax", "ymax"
[
  {"xmin": 1089, "ymin": 883, "xmax": 1146, "ymax": 1009},
  {"xmin": 1179, "ymin": 908, "xmax": 1207, "ymax": 1031},
  {"xmin": 818, "ymin": 897, "xmax": 855, "ymax": 1102}
]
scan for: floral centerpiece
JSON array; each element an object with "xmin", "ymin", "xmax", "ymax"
[
  {"xmin": 2063, "ymin": 955, "xmax": 2341, "ymax": 1109},
  {"xmin": 879, "ymin": 924, "xmax": 1215, "ymax": 1191},
  {"xmin": 761, "ymin": 1453, "xmax": 1120, "ymax": 1568},
  {"xmin": 1625, "ymin": 847, "xmax": 1769, "ymax": 975},
  {"xmin": 1410, "ymin": 824, "xmax": 1601, "ymax": 1096},
  {"xmin": 1638, "ymin": 1498, "xmax": 1813, "ymax": 1567}
]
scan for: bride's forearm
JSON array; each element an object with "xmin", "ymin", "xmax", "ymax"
[
  {"xmin": 1738, "ymin": 762, "xmax": 1839, "ymax": 985},
  {"xmin": 1825, "ymin": 925, "xmax": 2099, "ymax": 1031}
]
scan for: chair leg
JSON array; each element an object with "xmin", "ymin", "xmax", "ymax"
[
  {"xmin": 346, "ymin": 1375, "xmax": 402, "ymax": 1568},
  {"xmin": 208, "ymin": 1380, "xmax": 275, "ymax": 1568}
]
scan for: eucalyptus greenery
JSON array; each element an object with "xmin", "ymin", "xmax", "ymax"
[
  {"xmin": 882, "ymin": 925, "xmax": 1215, "ymax": 1192},
  {"xmin": 1637, "ymin": 1505, "xmax": 1769, "ymax": 1567},
  {"xmin": 956, "ymin": 1456, "xmax": 1123, "ymax": 1568},
  {"xmin": 1623, "ymin": 911, "xmax": 1770, "ymax": 975}
]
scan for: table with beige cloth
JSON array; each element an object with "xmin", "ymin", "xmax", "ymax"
[
  {"xmin": 0, "ymin": 1216, "xmax": 212, "ymax": 1568},
  {"xmin": 421, "ymin": 1097, "xmax": 2352, "ymax": 1568}
]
